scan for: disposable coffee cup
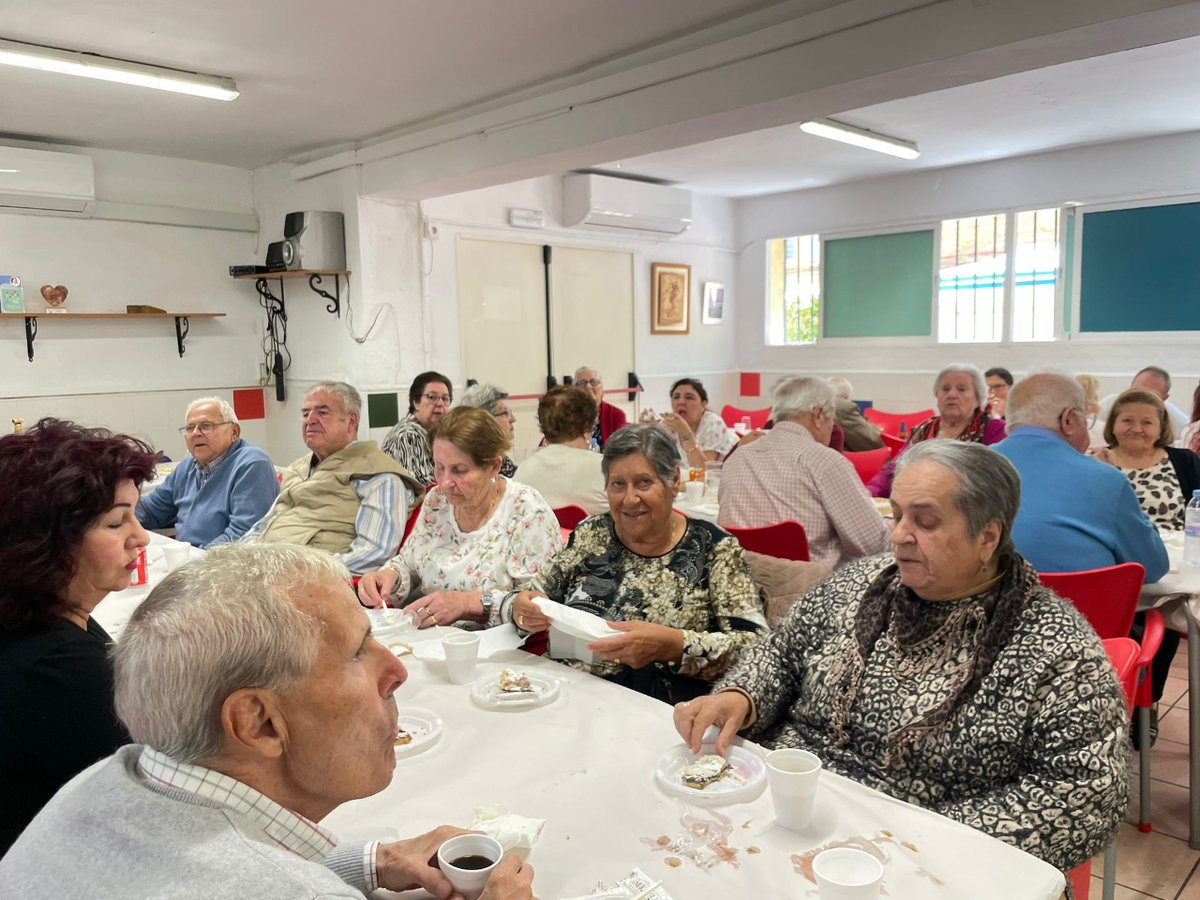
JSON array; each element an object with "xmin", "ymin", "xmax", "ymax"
[
  {"xmin": 161, "ymin": 542, "xmax": 191, "ymax": 572},
  {"xmin": 684, "ymin": 481, "xmax": 705, "ymax": 503},
  {"xmin": 437, "ymin": 833, "xmax": 503, "ymax": 900},
  {"xmin": 443, "ymin": 631, "xmax": 481, "ymax": 684},
  {"xmin": 765, "ymin": 747, "xmax": 822, "ymax": 830},
  {"xmin": 813, "ymin": 847, "xmax": 883, "ymax": 899}
]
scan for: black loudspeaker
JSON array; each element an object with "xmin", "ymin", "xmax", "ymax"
[
  {"xmin": 265, "ymin": 241, "xmax": 288, "ymax": 270},
  {"xmin": 279, "ymin": 211, "xmax": 345, "ymax": 271}
]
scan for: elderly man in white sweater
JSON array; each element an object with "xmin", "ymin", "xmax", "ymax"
[{"xmin": 0, "ymin": 543, "xmax": 533, "ymax": 899}]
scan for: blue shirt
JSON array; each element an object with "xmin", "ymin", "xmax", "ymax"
[
  {"xmin": 137, "ymin": 439, "xmax": 279, "ymax": 549},
  {"xmin": 992, "ymin": 427, "xmax": 1169, "ymax": 582}
]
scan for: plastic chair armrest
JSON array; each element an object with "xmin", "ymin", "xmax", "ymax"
[{"xmin": 1136, "ymin": 608, "xmax": 1165, "ymax": 669}]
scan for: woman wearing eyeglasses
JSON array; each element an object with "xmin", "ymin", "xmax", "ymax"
[
  {"xmin": 382, "ymin": 372, "xmax": 454, "ymax": 485},
  {"xmin": 574, "ymin": 366, "xmax": 627, "ymax": 450},
  {"xmin": 458, "ymin": 382, "xmax": 519, "ymax": 477},
  {"xmin": 135, "ymin": 397, "xmax": 278, "ymax": 548}
]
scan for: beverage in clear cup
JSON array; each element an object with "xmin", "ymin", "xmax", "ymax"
[
  {"xmin": 704, "ymin": 460, "xmax": 723, "ymax": 497},
  {"xmin": 436, "ymin": 834, "xmax": 503, "ymax": 900},
  {"xmin": 442, "ymin": 631, "xmax": 481, "ymax": 684},
  {"xmin": 812, "ymin": 847, "xmax": 883, "ymax": 899},
  {"xmin": 765, "ymin": 747, "xmax": 822, "ymax": 829},
  {"xmin": 684, "ymin": 481, "xmax": 705, "ymax": 503}
]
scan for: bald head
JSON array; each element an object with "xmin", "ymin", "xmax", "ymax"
[{"xmin": 1007, "ymin": 373, "xmax": 1090, "ymax": 452}]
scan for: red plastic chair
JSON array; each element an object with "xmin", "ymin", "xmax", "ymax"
[
  {"xmin": 863, "ymin": 407, "xmax": 933, "ymax": 436},
  {"xmin": 725, "ymin": 520, "xmax": 810, "ymax": 562},
  {"xmin": 1038, "ymin": 563, "xmax": 1159, "ymax": 835},
  {"xmin": 842, "ymin": 447, "xmax": 890, "ymax": 484},
  {"xmin": 719, "ymin": 405, "xmax": 771, "ymax": 429},
  {"xmin": 553, "ymin": 505, "xmax": 589, "ymax": 530},
  {"xmin": 879, "ymin": 431, "xmax": 908, "ymax": 458}
]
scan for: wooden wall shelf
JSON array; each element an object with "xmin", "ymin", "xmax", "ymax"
[{"xmin": 0, "ymin": 311, "xmax": 225, "ymax": 361}]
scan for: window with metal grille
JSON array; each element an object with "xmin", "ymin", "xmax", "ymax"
[{"xmin": 766, "ymin": 233, "xmax": 820, "ymax": 345}]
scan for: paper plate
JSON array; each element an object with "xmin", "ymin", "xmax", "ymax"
[
  {"xmin": 654, "ymin": 743, "xmax": 767, "ymax": 806},
  {"xmin": 469, "ymin": 669, "xmax": 561, "ymax": 711},
  {"xmin": 393, "ymin": 707, "xmax": 443, "ymax": 758}
]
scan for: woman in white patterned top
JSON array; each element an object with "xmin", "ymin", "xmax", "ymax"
[
  {"xmin": 358, "ymin": 407, "xmax": 559, "ymax": 629},
  {"xmin": 641, "ymin": 377, "xmax": 732, "ymax": 470}
]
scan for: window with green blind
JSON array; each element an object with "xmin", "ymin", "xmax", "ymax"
[{"xmin": 822, "ymin": 230, "xmax": 934, "ymax": 338}]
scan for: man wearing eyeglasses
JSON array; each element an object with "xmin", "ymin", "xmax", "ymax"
[
  {"xmin": 137, "ymin": 397, "xmax": 279, "ymax": 548},
  {"xmin": 574, "ymin": 366, "xmax": 627, "ymax": 450}
]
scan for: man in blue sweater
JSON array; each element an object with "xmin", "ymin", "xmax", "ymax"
[
  {"xmin": 992, "ymin": 373, "xmax": 1168, "ymax": 581},
  {"xmin": 138, "ymin": 397, "xmax": 279, "ymax": 548}
]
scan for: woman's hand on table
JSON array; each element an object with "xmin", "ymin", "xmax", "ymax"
[
  {"xmin": 674, "ymin": 690, "xmax": 751, "ymax": 757},
  {"xmin": 585, "ymin": 620, "xmax": 685, "ymax": 670},
  {"xmin": 479, "ymin": 854, "xmax": 535, "ymax": 900},
  {"xmin": 375, "ymin": 825, "xmax": 472, "ymax": 897},
  {"xmin": 511, "ymin": 591, "xmax": 551, "ymax": 633},
  {"xmin": 357, "ymin": 568, "xmax": 400, "ymax": 608},
  {"xmin": 406, "ymin": 590, "xmax": 484, "ymax": 628}
]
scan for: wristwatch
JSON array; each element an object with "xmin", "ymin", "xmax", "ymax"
[{"xmin": 480, "ymin": 594, "xmax": 494, "ymax": 621}]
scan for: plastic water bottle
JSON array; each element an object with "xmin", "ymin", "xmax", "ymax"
[
  {"xmin": 1186, "ymin": 490, "xmax": 1200, "ymax": 567},
  {"xmin": 898, "ymin": 421, "xmax": 908, "ymax": 440}
]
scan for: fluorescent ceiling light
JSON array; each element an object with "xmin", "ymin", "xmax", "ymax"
[
  {"xmin": 800, "ymin": 118, "xmax": 919, "ymax": 160},
  {"xmin": 0, "ymin": 38, "xmax": 238, "ymax": 101}
]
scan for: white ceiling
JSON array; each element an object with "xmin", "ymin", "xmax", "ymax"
[{"xmin": 3, "ymin": 1, "xmax": 1200, "ymax": 198}]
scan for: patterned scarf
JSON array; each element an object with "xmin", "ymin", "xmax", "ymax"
[
  {"xmin": 907, "ymin": 406, "xmax": 991, "ymax": 445},
  {"xmin": 824, "ymin": 553, "xmax": 1038, "ymax": 767}
]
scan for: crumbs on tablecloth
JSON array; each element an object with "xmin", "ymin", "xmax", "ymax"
[
  {"xmin": 747, "ymin": 846, "xmax": 760, "ymax": 854},
  {"xmin": 665, "ymin": 858, "xmax": 682, "ymax": 868}
]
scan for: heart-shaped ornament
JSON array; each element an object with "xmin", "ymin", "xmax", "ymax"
[{"xmin": 40, "ymin": 284, "xmax": 68, "ymax": 307}]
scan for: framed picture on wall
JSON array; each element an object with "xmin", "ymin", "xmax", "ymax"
[
  {"xmin": 651, "ymin": 262, "xmax": 690, "ymax": 334},
  {"xmin": 702, "ymin": 282, "xmax": 725, "ymax": 325}
]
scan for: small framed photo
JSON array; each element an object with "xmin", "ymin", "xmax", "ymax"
[
  {"xmin": 702, "ymin": 282, "xmax": 725, "ymax": 325},
  {"xmin": 651, "ymin": 262, "xmax": 690, "ymax": 334}
]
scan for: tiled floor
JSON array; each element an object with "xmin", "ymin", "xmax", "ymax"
[{"xmin": 1082, "ymin": 650, "xmax": 1199, "ymax": 899}]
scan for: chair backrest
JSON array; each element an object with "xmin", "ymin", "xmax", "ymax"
[
  {"xmin": 553, "ymin": 504, "xmax": 589, "ymax": 530},
  {"xmin": 719, "ymin": 405, "xmax": 772, "ymax": 429},
  {"xmin": 398, "ymin": 501, "xmax": 423, "ymax": 548},
  {"xmin": 879, "ymin": 432, "xmax": 907, "ymax": 457},
  {"xmin": 1037, "ymin": 562, "xmax": 1146, "ymax": 639},
  {"xmin": 726, "ymin": 520, "xmax": 810, "ymax": 562},
  {"xmin": 1102, "ymin": 637, "xmax": 1140, "ymax": 713},
  {"xmin": 863, "ymin": 407, "xmax": 934, "ymax": 436},
  {"xmin": 842, "ymin": 447, "xmax": 890, "ymax": 483}
]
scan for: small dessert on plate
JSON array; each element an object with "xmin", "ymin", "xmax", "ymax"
[
  {"xmin": 394, "ymin": 726, "xmax": 414, "ymax": 747},
  {"xmin": 499, "ymin": 668, "xmax": 534, "ymax": 693},
  {"xmin": 680, "ymin": 754, "xmax": 732, "ymax": 790}
]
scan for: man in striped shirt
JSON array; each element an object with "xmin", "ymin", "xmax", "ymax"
[{"xmin": 0, "ymin": 543, "xmax": 532, "ymax": 898}]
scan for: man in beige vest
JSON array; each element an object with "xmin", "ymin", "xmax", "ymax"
[{"xmin": 247, "ymin": 382, "xmax": 423, "ymax": 574}]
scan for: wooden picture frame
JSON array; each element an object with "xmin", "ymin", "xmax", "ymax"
[
  {"xmin": 651, "ymin": 262, "xmax": 690, "ymax": 334},
  {"xmin": 702, "ymin": 282, "xmax": 725, "ymax": 325}
]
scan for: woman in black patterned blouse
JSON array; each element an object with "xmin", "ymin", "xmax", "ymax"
[
  {"xmin": 676, "ymin": 440, "xmax": 1129, "ymax": 873},
  {"xmin": 381, "ymin": 372, "xmax": 452, "ymax": 485}
]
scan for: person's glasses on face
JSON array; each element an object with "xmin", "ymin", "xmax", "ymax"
[
  {"xmin": 179, "ymin": 421, "xmax": 231, "ymax": 435},
  {"xmin": 576, "ymin": 379, "xmax": 602, "ymax": 388},
  {"xmin": 493, "ymin": 409, "xmax": 515, "ymax": 421},
  {"xmin": 422, "ymin": 392, "xmax": 451, "ymax": 406}
]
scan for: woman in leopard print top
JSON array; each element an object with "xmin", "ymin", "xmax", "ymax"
[{"xmin": 676, "ymin": 441, "xmax": 1129, "ymax": 873}]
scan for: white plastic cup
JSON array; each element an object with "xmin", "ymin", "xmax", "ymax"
[
  {"xmin": 443, "ymin": 631, "xmax": 481, "ymax": 684},
  {"xmin": 813, "ymin": 847, "xmax": 883, "ymax": 899},
  {"xmin": 684, "ymin": 481, "xmax": 705, "ymax": 503},
  {"xmin": 765, "ymin": 747, "xmax": 822, "ymax": 829},
  {"xmin": 436, "ymin": 833, "xmax": 503, "ymax": 900},
  {"xmin": 161, "ymin": 542, "xmax": 191, "ymax": 572}
]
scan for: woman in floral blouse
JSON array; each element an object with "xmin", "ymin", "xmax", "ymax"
[
  {"xmin": 513, "ymin": 424, "xmax": 766, "ymax": 703},
  {"xmin": 358, "ymin": 407, "xmax": 559, "ymax": 628}
]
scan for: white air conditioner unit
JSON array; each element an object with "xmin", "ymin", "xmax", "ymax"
[
  {"xmin": 0, "ymin": 147, "xmax": 95, "ymax": 216},
  {"xmin": 562, "ymin": 173, "xmax": 691, "ymax": 237}
]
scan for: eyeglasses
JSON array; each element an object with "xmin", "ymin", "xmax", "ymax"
[
  {"xmin": 422, "ymin": 393, "xmax": 452, "ymax": 405},
  {"xmin": 576, "ymin": 379, "xmax": 602, "ymax": 388},
  {"xmin": 493, "ymin": 409, "xmax": 515, "ymax": 420},
  {"xmin": 179, "ymin": 421, "xmax": 231, "ymax": 435}
]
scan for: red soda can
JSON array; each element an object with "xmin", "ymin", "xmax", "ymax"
[{"xmin": 129, "ymin": 546, "xmax": 148, "ymax": 586}]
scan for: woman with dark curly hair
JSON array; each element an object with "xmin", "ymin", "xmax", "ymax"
[{"xmin": 0, "ymin": 418, "xmax": 158, "ymax": 853}]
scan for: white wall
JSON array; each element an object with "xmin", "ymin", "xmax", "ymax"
[{"xmin": 733, "ymin": 130, "xmax": 1200, "ymax": 412}]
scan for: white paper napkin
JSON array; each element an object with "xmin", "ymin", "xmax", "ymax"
[{"xmin": 531, "ymin": 596, "xmax": 622, "ymax": 640}]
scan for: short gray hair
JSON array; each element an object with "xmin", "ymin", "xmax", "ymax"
[
  {"xmin": 601, "ymin": 424, "xmax": 680, "ymax": 488},
  {"xmin": 772, "ymin": 376, "xmax": 836, "ymax": 422},
  {"xmin": 934, "ymin": 364, "xmax": 986, "ymax": 409},
  {"xmin": 828, "ymin": 376, "xmax": 854, "ymax": 401},
  {"xmin": 186, "ymin": 396, "xmax": 239, "ymax": 426},
  {"xmin": 458, "ymin": 382, "xmax": 509, "ymax": 415},
  {"xmin": 1006, "ymin": 372, "xmax": 1085, "ymax": 432},
  {"xmin": 574, "ymin": 366, "xmax": 599, "ymax": 380},
  {"xmin": 894, "ymin": 440, "xmax": 1020, "ymax": 557},
  {"xmin": 113, "ymin": 543, "xmax": 348, "ymax": 765},
  {"xmin": 308, "ymin": 381, "xmax": 362, "ymax": 416}
]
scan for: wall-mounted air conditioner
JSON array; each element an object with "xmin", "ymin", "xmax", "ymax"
[
  {"xmin": 562, "ymin": 173, "xmax": 691, "ymax": 237},
  {"xmin": 0, "ymin": 146, "xmax": 95, "ymax": 216}
]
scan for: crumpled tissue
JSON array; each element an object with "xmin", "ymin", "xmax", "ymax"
[{"xmin": 468, "ymin": 804, "xmax": 545, "ymax": 853}]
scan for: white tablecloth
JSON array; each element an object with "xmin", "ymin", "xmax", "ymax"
[
  {"xmin": 674, "ymin": 494, "xmax": 720, "ymax": 525},
  {"xmin": 326, "ymin": 646, "xmax": 1064, "ymax": 900}
]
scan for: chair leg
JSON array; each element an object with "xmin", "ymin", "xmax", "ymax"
[
  {"xmin": 1102, "ymin": 838, "xmax": 1117, "ymax": 900},
  {"xmin": 1137, "ymin": 706, "xmax": 1152, "ymax": 833}
]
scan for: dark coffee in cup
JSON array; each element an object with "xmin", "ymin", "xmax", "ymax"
[{"xmin": 449, "ymin": 854, "xmax": 494, "ymax": 870}]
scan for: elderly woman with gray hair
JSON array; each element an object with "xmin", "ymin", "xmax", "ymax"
[
  {"xmin": 511, "ymin": 424, "xmax": 767, "ymax": 703},
  {"xmin": 867, "ymin": 363, "xmax": 1006, "ymax": 497},
  {"xmin": 458, "ymin": 382, "xmax": 518, "ymax": 477},
  {"xmin": 677, "ymin": 441, "xmax": 1129, "ymax": 873}
]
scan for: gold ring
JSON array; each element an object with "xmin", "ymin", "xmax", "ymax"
[
  {"xmin": 424, "ymin": 608, "xmax": 435, "ymax": 618},
  {"xmin": 516, "ymin": 615, "xmax": 525, "ymax": 629},
  {"xmin": 614, "ymin": 658, "xmax": 622, "ymax": 666}
]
